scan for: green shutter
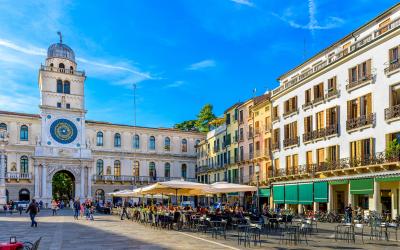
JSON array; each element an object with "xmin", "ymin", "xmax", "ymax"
[
  {"xmin": 259, "ymin": 188, "xmax": 270, "ymax": 197},
  {"xmin": 350, "ymin": 178, "xmax": 374, "ymax": 194},
  {"xmin": 298, "ymin": 183, "xmax": 313, "ymax": 205},
  {"xmin": 375, "ymin": 176, "xmax": 400, "ymax": 182},
  {"xmin": 314, "ymin": 182, "xmax": 328, "ymax": 203},
  {"xmin": 284, "ymin": 184, "xmax": 298, "ymax": 204},
  {"xmin": 329, "ymin": 180, "xmax": 349, "ymax": 185},
  {"xmin": 273, "ymin": 185, "xmax": 285, "ymax": 204}
]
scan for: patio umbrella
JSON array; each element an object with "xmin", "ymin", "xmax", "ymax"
[{"xmin": 208, "ymin": 182, "xmax": 257, "ymax": 194}]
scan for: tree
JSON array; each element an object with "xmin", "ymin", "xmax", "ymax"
[
  {"xmin": 195, "ymin": 104, "xmax": 216, "ymax": 132},
  {"xmin": 52, "ymin": 172, "xmax": 74, "ymax": 202},
  {"xmin": 386, "ymin": 138, "xmax": 400, "ymax": 160},
  {"xmin": 173, "ymin": 120, "xmax": 197, "ymax": 131}
]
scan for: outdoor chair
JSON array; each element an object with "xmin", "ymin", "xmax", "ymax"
[
  {"xmin": 335, "ymin": 223, "xmax": 354, "ymax": 243},
  {"xmin": 249, "ymin": 223, "xmax": 262, "ymax": 246},
  {"xmin": 353, "ymin": 223, "xmax": 365, "ymax": 244},
  {"xmin": 388, "ymin": 222, "xmax": 398, "ymax": 241},
  {"xmin": 280, "ymin": 226, "xmax": 299, "ymax": 245},
  {"xmin": 23, "ymin": 237, "xmax": 41, "ymax": 250},
  {"xmin": 237, "ymin": 225, "xmax": 251, "ymax": 247},
  {"xmin": 211, "ymin": 220, "xmax": 227, "ymax": 240}
]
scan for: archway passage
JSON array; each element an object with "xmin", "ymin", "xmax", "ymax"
[
  {"xmin": 52, "ymin": 170, "xmax": 75, "ymax": 204},
  {"xmin": 19, "ymin": 189, "xmax": 30, "ymax": 201}
]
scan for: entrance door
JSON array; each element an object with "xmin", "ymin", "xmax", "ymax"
[
  {"xmin": 336, "ymin": 191, "xmax": 345, "ymax": 214},
  {"xmin": 52, "ymin": 170, "xmax": 75, "ymax": 204},
  {"xmin": 19, "ymin": 189, "xmax": 30, "ymax": 201},
  {"xmin": 381, "ymin": 190, "xmax": 392, "ymax": 216}
]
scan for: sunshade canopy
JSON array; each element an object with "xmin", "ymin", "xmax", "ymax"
[
  {"xmin": 208, "ymin": 182, "xmax": 257, "ymax": 194},
  {"xmin": 140, "ymin": 180, "xmax": 212, "ymax": 196}
]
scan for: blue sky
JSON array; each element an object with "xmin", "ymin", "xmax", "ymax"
[{"xmin": 0, "ymin": 0, "xmax": 397, "ymax": 127}]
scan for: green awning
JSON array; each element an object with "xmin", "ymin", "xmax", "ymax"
[
  {"xmin": 375, "ymin": 176, "xmax": 400, "ymax": 182},
  {"xmin": 329, "ymin": 180, "xmax": 349, "ymax": 185},
  {"xmin": 350, "ymin": 179, "xmax": 374, "ymax": 194},
  {"xmin": 273, "ymin": 185, "xmax": 285, "ymax": 204},
  {"xmin": 298, "ymin": 183, "xmax": 313, "ymax": 205},
  {"xmin": 259, "ymin": 188, "xmax": 270, "ymax": 197},
  {"xmin": 285, "ymin": 184, "xmax": 298, "ymax": 204},
  {"xmin": 314, "ymin": 182, "xmax": 328, "ymax": 203}
]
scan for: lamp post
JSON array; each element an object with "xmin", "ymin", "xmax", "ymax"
[{"xmin": 255, "ymin": 164, "xmax": 260, "ymax": 215}]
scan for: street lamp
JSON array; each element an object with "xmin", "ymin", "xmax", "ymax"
[{"xmin": 255, "ymin": 164, "xmax": 260, "ymax": 215}]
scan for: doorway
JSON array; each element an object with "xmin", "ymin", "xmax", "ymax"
[{"xmin": 52, "ymin": 170, "xmax": 75, "ymax": 204}]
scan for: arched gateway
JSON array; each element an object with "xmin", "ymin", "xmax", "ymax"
[{"xmin": 52, "ymin": 170, "xmax": 75, "ymax": 203}]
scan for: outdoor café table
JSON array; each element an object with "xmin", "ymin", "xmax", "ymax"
[
  {"xmin": 379, "ymin": 223, "xmax": 389, "ymax": 241},
  {"xmin": 335, "ymin": 223, "xmax": 354, "ymax": 242},
  {"xmin": 0, "ymin": 242, "xmax": 24, "ymax": 250}
]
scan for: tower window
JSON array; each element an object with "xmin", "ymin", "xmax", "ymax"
[
  {"xmin": 59, "ymin": 63, "xmax": 65, "ymax": 68},
  {"xmin": 66, "ymin": 103, "xmax": 70, "ymax": 109},
  {"xmin": 64, "ymin": 81, "xmax": 70, "ymax": 94},
  {"xmin": 57, "ymin": 102, "xmax": 61, "ymax": 108},
  {"xmin": 57, "ymin": 79, "xmax": 63, "ymax": 93}
]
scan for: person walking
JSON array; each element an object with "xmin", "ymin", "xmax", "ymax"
[
  {"xmin": 73, "ymin": 198, "xmax": 80, "ymax": 220},
  {"xmin": 344, "ymin": 204, "xmax": 353, "ymax": 223},
  {"xmin": 25, "ymin": 199, "xmax": 39, "ymax": 227},
  {"xmin": 51, "ymin": 200, "xmax": 58, "ymax": 216},
  {"xmin": 120, "ymin": 199, "xmax": 130, "ymax": 220}
]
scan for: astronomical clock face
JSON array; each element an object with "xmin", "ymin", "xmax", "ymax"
[{"xmin": 50, "ymin": 118, "xmax": 78, "ymax": 144}]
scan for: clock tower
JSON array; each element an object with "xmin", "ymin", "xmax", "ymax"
[{"xmin": 35, "ymin": 34, "xmax": 91, "ymax": 159}]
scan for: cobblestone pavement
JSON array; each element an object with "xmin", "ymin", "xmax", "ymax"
[{"xmin": 0, "ymin": 210, "xmax": 399, "ymax": 250}]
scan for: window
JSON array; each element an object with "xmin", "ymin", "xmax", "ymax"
[
  {"xmin": 20, "ymin": 156, "xmax": 28, "ymax": 173},
  {"xmin": 57, "ymin": 79, "xmax": 63, "ymax": 93},
  {"xmin": 234, "ymin": 109, "xmax": 238, "ymax": 120},
  {"xmin": 313, "ymin": 82, "xmax": 324, "ymax": 100},
  {"xmin": 114, "ymin": 133, "xmax": 121, "ymax": 147},
  {"xmin": 0, "ymin": 123, "xmax": 7, "ymax": 131},
  {"xmin": 133, "ymin": 161, "xmax": 139, "ymax": 177},
  {"xmin": 350, "ymin": 138, "xmax": 374, "ymax": 164},
  {"xmin": 114, "ymin": 160, "xmax": 121, "ymax": 176},
  {"xmin": 133, "ymin": 134, "xmax": 140, "ymax": 149},
  {"xmin": 305, "ymin": 89, "xmax": 312, "ymax": 104},
  {"xmin": 96, "ymin": 159, "xmax": 104, "ymax": 175},
  {"xmin": 327, "ymin": 145, "xmax": 339, "ymax": 162},
  {"xmin": 389, "ymin": 46, "xmax": 399, "ymax": 64},
  {"xmin": 348, "ymin": 59, "xmax": 371, "ymax": 83},
  {"xmin": 64, "ymin": 81, "xmax": 70, "ymax": 94},
  {"xmin": 181, "ymin": 164, "xmax": 187, "ymax": 179},
  {"xmin": 284, "ymin": 121, "xmax": 298, "ymax": 139},
  {"xmin": 149, "ymin": 162, "xmax": 156, "ymax": 177},
  {"xmin": 57, "ymin": 102, "xmax": 61, "ymax": 108},
  {"xmin": 304, "ymin": 116, "xmax": 312, "ymax": 133},
  {"xmin": 273, "ymin": 106, "xmax": 279, "ymax": 119},
  {"xmin": 239, "ymin": 110, "xmax": 244, "ymax": 123},
  {"xmin": 347, "ymin": 93, "xmax": 372, "ymax": 119},
  {"xmin": 59, "ymin": 63, "xmax": 65, "ymax": 69},
  {"xmin": 284, "ymin": 96, "xmax": 297, "ymax": 115},
  {"xmin": 181, "ymin": 139, "xmax": 187, "ymax": 152},
  {"xmin": 66, "ymin": 103, "xmax": 70, "ymax": 109},
  {"xmin": 316, "ymin": 111, "xmax": 325, "ymax": 129},
  {"xmin": 96, "ymin": 132, "xmax": 103, "ymax": 146},
  {"xmin": 326, "ymin": 106, "xmax": 339, "ymax": 127},
  {"xmin": 20, "ymin": 125, "xmax": 28, "ymax": 141},
  {"xmin": 226, "ymin": 113, "xmax": 231, "ymax": 125},
  {"xmin": 328, "ymin": 76, "xmax": 337, "ymax": 92},
  {"xmin": 164, "ymin": 162, "xmax": 170, "ymax": 178},
  {"xmin": 164, "ymin": 137, "xmax": 170, "ymax": 151},
  {"xmin": 149, "ymin": 136, "xmax": 156, "ymax": 150},
  {"xmin": 240, "ymin": 146, "xmax": 244, "ymax": 161}
]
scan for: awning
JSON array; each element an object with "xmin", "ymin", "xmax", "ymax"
[
  {"xmin": 259, "ymin": 188, "xmax": 270, "ymax": 197},
  {"xmin": 298, "ymin": 183, "xmax": 313, "ymax": 205},
  {"xmin": 329, "ymin": 180, "xmax": 349, "ymax": 185},
  {"xmin": 284, "ymin": 184, "xmax": 298, "ymax": 204},
  {"xmin": 273, "ymin": 185, "xmax": 285, "ymax": 204},
  {"xmin": 375, "ymin": 176, "xmax": 400, "ymax": 182},
  {"xmin": 314, "ymin": 182, "xmax": 328, "ymax": 203},
  {"xmin": 350, "ymin": 178, "xmax": 374, "ymax": 195}
]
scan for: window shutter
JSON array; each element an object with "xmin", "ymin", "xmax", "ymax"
[
  {"xmin": 333, "ymin": 76, "xmax": 337, "ymax": 89},
  {"xmin": 335, "ymin": 106, "xmax": 340, "ymax": 126},
  {"xmin": 348, "ymin": 68, "xmax": 352, "ymax": 83},
  {"xmin": 336, "ymin": 145, "xmax": 340, "ymax": 161},
  {"xmin": 326, "ymin": 108, "xmax": 331, "ymax": 127},
  {"xmin": 366, "ymin": 59, "xmax": 372, "ymax": 76},
  {"xmin": 357, "ymin": 140, "xmax": 362, "ymax": 160},
  {"xmin": 347, "ymin": 101, "xmax": 351, "ymax": 120},
  {"xmin": 366, "ymin": 93, "xmax": 372, "ymax": 114}
]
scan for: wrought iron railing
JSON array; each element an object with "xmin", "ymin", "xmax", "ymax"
[
  {"xmin": 302, "ymin": 132, "xmax": 313, "ymax": 142},
  {"xmin": 283, "ymin": 108, "xmax": 298, "ymax": 117},
  {"xmin": 346, "ymin": 113, "xmax": 375, "ymax": 130},
  {"xmin": 385, "ymin": 104, "xmax": 400, "ymax": 120},
  {"xmin": 384, "ymin": 61, "xmax": 400, "ymax": 75},
  {"xmin": 325, "ymin": 89, "xmax": 339, "ymax": 99},
  {"xmin": 302, "ymin": 102, "xmax": 312, "ymax": 110},
  {"xmin": 272, "ymin": 142, "xmax": 280, "ymax": 151},
  {"xmin": 312, "ymin": 95, "xmax": 324, "ymax": 104},
  {"xmin": 93, "ymin": 175, "xmax": 196, "ymax": 183},
  {"xmin": 283, "ymin": 137, "xmax": 299, "ymax": 148},
  {"xmin": 346, "ymin": 74, "xmax": 373, "ymax": 90}
]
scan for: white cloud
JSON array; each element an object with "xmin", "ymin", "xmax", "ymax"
[
  {"xmin": 187, "ymin": 59, "xmax": 216, "ymax": 70},
  {"xmin": 165, "ymin": 80, "xmax": 185, "ymax": 88},
  {"xmin": 231, "ymin": 0, "xmax": 254, "ymax": 7}
]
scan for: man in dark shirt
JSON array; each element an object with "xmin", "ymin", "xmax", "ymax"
[
  {"xmin": 344, "ymin": 204, "xmax": 353, "ymax": 223},
  {"xmin": 26, "ymin": 199, "xmax": 39, "ymax": 227},
  {"xmin": 121, "ymin": 200, "xmax": 130, "ymax": 220},
  {"xmin": 73, "ymin": 199, "xmax": 81, "ymax": 220}
]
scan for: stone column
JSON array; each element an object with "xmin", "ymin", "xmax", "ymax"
[
  {"xmin": 391, "ymin": 188, "xmax": 397, "ymax": 220},
  {"xmin": 0, "ymin": 153, "xmax": 6, "ymax": 206},
  {"xmin": 87, "ymin": 166, "xmax": 92, "ymax": 198},
  {"xmin": 41, "ymin": 164, "xmax": 47, "ymax": 200},
  {"xmin": 298, "ymin": 204, "xmax": 303, "ymax": 215},
  {"xmin": 80, "ymin": 167, "xmax": 85, "ymax": 200},
  {"xmin": 313, "ymin": 202, "xmax": 319, "ymax": 213},
  {"xmin": 348, "ymin": 183, "xmax": 354, "ymax": 207},
  {"xmin": 34, "ymin": 163, "xmax": 40, "ymax": 198},
  {"xmin": 372, "ymin": 181, "xmax": 380, "ymax": 212},
  {"xmin": 328, "ymin": 184, "xmax": 333, "ymax": 212}
]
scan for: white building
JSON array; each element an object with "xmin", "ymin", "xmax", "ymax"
[{"xmin": 0, "ymin": 39, "xmax": 204, "ymax": 206}]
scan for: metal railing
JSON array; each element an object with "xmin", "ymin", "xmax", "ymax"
[
  {"xmin": 283, "ymin": 136, "xmax": 299, "ymax": 148},
  {"xmin": 346, "ymin": 74, "xmax": 373, "ymax": 90},
  {"xmin": 40, "ymin": 65, "xmax": 85, "ymax": 77},
  {"xmin": 283, "ymin": 108, "xmax": 298, "ymax": 117},
  {"xmin": 302, "ymin": 132, "xmax": 313, "ymax": 142},
  {"xmin": 346, "ymin": 113, "xmax": 376, "ymax": 130},
  {"xmin": 325, "ymin": 89, "xmax": 339, "ymax": 99},
  {"xmin": 272, "ymin": 142, "xmax": 280, "ymax": 151},
  {"xmin": 384, "ymin": 60, "xmax": 400, "ymax": 75},
  {"xmin": 93, "ymin": 175, "xmax": 196, "ymax": 183},
  {"xmin": 312, "ymin": 95, "xmax": 325, "ymax": 104},
  {"xmin": 385, "ymin": 104, "xmax": 400, "ymax": 120}
]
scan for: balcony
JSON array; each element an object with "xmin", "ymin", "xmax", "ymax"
[
  {"xmin": 312, "ymin": 128, "xmax": 326, "ymax": 140},
  {"xmin": 374, "ymin": 17, "xmax": 400, "ymax": 37},
  {"xmin": 325, "ymin": 125, "xmax": 339, "ymax": 137},
  {"xmin": 272, "ymin": 116, "xmax": 280, "ymax": 123},
  {"xmin": 238, "ymin": 136, "xmax": 244, "ymax": 142},
  {"xmin": 325, "ymin": 89, "xmax": 340, "ymax": 100},
  {"xmin": 283, "ymin": 108, "xmax": 298, "ymax": 118},
  {"xmin": 346, "ymin": 74, "xmax": 373, "ymax": 92},
  {"xmin": 272, "ymin": 142, "xmax": 280, "ymax": 151},
  {"xmin": 247, "ymin": 132, "xmax": 254, "ymax": 139},
  {"xmin": 254, "ymin": 128, "xmax": 261, "ymax": 136},
  {"xmin": 384, "ymin": 61, "xmax": 400, "ymax": 76},
  {"xmin": 264, "ymin": 126, "xmax": 272, "ymax": 133},
  {"xmin": 6, "ymin": 172, "xmax": 32, "ymax": 181},
  {"xmin": 40, "ymin": 65, "xmax": 85, "ymax": 77},
  {"xmin": 302, "ymin": 132, "xmax": 313, "ymax": 143},
  {"xmin": 312, "ymin": 95, "xmax": 325, "ymax": 105},
  {"xmin": 346, "ymin": 113, "xmax": 376, "ymax": 131},
  {"xmin": 302, "ymin": 102, "xmax": 312, "ymax": 110},
  {"xmin": 283, "ymin": 137, "xmax": 299, "ymax": 148},
  {"xmin": 93, "ymin": 175, "xmax": 196, "ymax": 183},
  {"xmin": 385, "ymin": 104, "xmax": 400, "ymax": 121}
]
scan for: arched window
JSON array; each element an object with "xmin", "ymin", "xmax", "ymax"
[
  {"xmin": 19, "ymin": 189, "xmax": 30, "ymax": 201},
  {"xmin": 181, "ymin": 164, "xmax": 187, "ymax": 179},
  {"xmin": 0, "ymin": 123, "xmax": 7, "ymax": 131},
  {"xmin": 96, "ymin": 159, "xmax": 104, "ymax": 175},
  {"xmin": 20, "ymin": 156, "xmax": 29, "ymax": 173},
  {"xmin": 96, "ymin": 132, "xmax": 103, "ymax": 146},
  {"xmin": 95, "ymin": 189, "xmax": 105, "ymax": 202},
  {"xmin": 182, "ymin": 139, "xmax": 188, "ymax": 152},
  {"xmin": 64, "ymin": 81, "xmax": 70, "ymax": 94},
  {"xmin": 133, "ymin": 161, "xmax": 139, "ymax": 177},
  {"xmin": 149, "ymin": 136, "xmax": 156, "ymax": 150},
  {"xmin": 164, "ymin": 162, "xmax": 170, "ymax": 178},
  {"xmin": 20, "ymin": 125, "xmax": 28, "ymax": 141},
  {"xmin": 114, "ymin": 133, "xmax": 121, "ymax": 147},
  {"xmin": 70, "ymin": 66, "xmax": 74, "ymax": 72},
  {"xmin": 106, "ymin": 166, "xmax": 111, "ymax": 175},
  {"xmin": 50, "ymin": 63, "xmax": 54, "ymax": 68},
  {"xmin": 57, "ymin": 79, "xmax": 63, "ymax": 93},
  {"xmin": 133, "ymin": 134, "xmax": 140, "ymax": 149},
  {"xmin": 59, "ymin": 63, "xmax": 65, "ymax": 68},
  {"xmin": 164, "ymin": 137, "xmax": 171, "ymax": 151},
  {"xmin": 149, "ymin": 162, "xmax": 156, "ymax": 178},
  {"xmin": 114, "ymin": 160, "xmax": 121, "ymax": 176}
]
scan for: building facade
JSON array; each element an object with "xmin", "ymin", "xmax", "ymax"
[{"xmin": 0, "ymin": 40, "xmax": 204, "ymax": 206}]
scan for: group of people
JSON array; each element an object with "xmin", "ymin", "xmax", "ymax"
[{"xmin": 73, "ymin": 198, "xmax": 95, "ymax": 220}]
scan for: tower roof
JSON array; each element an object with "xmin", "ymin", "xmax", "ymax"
[{"xmin": 47, "ymin": 42, "xmax": 75, "ymax": 62}]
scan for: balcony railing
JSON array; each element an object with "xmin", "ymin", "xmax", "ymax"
[
  {"xmin": 325, "ymin": 89, "xmax": 340, "ymax": 99},
  {"xmin": 264, "ymin": 126, "xmax": 272, "ymax": 133},
  {"xmin": 385, "ymin": 104, "xmax": 400, "ymax": 120},
  {"xmin": 302, "ymin": 102, "xmax": 312, "ymax": 110},
  {"xmin": 302, "ymin": 132, "xmax": 313, "ymax": 143},
  {"xmin": 312, "ymin": 128, "xmax": 326, "ymax": 140},
  {"xmin": 325, "ymin": 125, "xmax": 339, "ymax": 136},
  {"xmin": 283, "ymin": 108, "xmax": 298, "ymax": 117},
  {"xmin": 346, "ymin": 74, "xmax": 373, "ymax": 91},
  {"xmin": 254, "ymin": 128, "xmax": 261, "ymax": 136},
  {"xmin": 247, "ymin": 132, "xmax": 254, "ymax": 139},
  {"xmin": 93, "ymin": 175, "xmax": 196, "ymax": 183},
  {"xmin": 346, "ymin": 113, "xmax": 376, "ymax": 131},
  {"xmin": 384, "ymin": 61, "xmax": 400, "ymax": 75},
  {"xmin": 374, "ymin": 17, "xmax": 400, "ymax": 37},
  {"xmin": 283, "ymin": 136, "xmax": 299, "ymax": 148},
  {"xmin": 303, "ymin": 125, "xmax": 338, "ymax": 143},
  {"xmin": 312, "ymin": 95, "xmax": 325, "ymax": 105},
  {"xmin": 40, "ymin": 65, "xmax": 85, "ymax": 77},
  {"xmin": 272, "ymin": 142, "xmax": 280, "ymax": 151},
  {"xmin": 6, "ymin": 172, "xmax": 32, "ymax": 180}
]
